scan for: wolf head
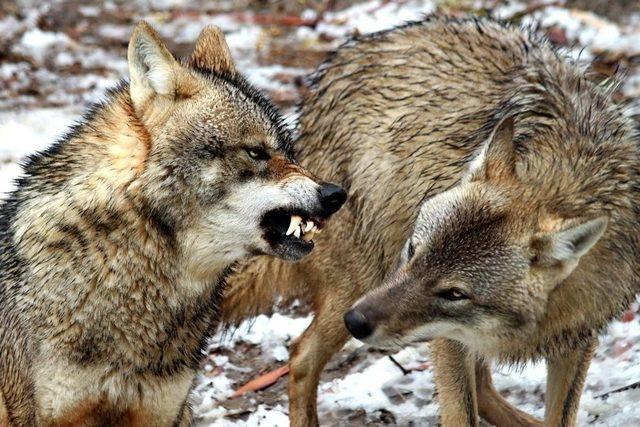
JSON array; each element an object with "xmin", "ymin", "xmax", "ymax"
[
  {"xmin": 345, "ymin": 116, "xmax": 609, "ymax": 352},
  {"xmin": 126, "ymin": 23, "xmax": 346, "ymax": 276}
]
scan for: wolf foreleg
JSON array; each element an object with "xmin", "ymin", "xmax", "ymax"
[
  {"xmin": 288, "ymin": 301, "xmax": 351, "ymax": 427},
  {"xmin": 544, "ymin": 334, "xmax": 597, "ymax": 427},
  {"xmin": 432, "ymin": 338, "xmax": 479, "ymax": 427}
]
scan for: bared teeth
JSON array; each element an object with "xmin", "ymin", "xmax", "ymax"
[
  {"xmin": 286, "ymin": 215, "xmax": 303, "ymax": 236},
  {"xmin": 285, "ymin": 216, "xmax": 321, "ymax": 241}
]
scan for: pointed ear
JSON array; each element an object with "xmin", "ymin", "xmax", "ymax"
[
  {"xmin": 483, "ymin": 116, "xmax": 516, "ymax": 178},
  {"xmin": 128, "ymin": 21, "xmax": 179, "ymax": 109},
  {"xmin": 189, "ymin": 26, "xmax": 236, "ymax": 75},
  {"xmin": 532, "ymin": 217, "xmax": 608, "ymax": 268}
]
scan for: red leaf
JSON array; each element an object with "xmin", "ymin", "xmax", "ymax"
[
  {"xmin": 231, "ymin": 364, "xmax": 290, "ymax": 398},
  {"xmin": 622, "ymin": 310, "xmax": 635, "ymax": 323}
]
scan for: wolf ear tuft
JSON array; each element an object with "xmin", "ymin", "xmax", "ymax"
[
  {"xmin": 128, "ymin": 21, "xmax": 178, "ymax": 108},
  {"xmin": 189, "ymin": 26, "xmax": 236, "ymax": 75},
  {"xmin": 532, "ymin": 217, "xmax": 608, "ymax": 268}
]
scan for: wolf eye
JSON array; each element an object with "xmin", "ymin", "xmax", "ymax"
[
  {"xmin": 246, "ymin": 147, "xmax": 269, "ymax": 161},
  {"xmin": 437, "ymin": 288, "xmax": 469, "ymax": 301}
]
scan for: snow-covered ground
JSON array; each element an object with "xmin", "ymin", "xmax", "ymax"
[
  {"xmin": 1, "ymin": 0, "xmax": 640, "ymax": 425},
  {"xmin": 192, "ymin": 304, "xmax": 640, "ymax": 426}
]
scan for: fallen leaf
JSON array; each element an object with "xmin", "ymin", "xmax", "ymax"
[{"xmin": 231, "ymin": 364, "xmax": 290, "ymax": 398}]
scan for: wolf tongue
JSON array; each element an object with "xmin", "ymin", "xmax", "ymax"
[{"xmin": 286, "ymin": 215, "xmax": 303, "ymax": 236}]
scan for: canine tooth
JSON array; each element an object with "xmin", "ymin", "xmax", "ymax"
[
  {"xmin": 304, "ymin": 221, "xmax": 314, "ymax": 233},
  {"xmin": 286, "ymin": 215, "xmax": 303, "ymax": 236},
  {"xmin": 293, "ymin": 225, "xmax": 301, "ymax": 238}
]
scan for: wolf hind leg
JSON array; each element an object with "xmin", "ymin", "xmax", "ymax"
[{"xmin": 475, "ymin": 360, "xmax": 543, "ymax": 427}]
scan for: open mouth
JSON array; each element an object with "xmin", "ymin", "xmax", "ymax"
[{"xmin": 260, "ymin": 208, "xmax": 326, "ymax": 257}]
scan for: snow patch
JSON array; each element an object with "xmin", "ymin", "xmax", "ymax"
[
  {"xmin": 18, "ymin": 29, "xmax": 72, "ymax": 64},
  {"xmin": 213, "ymin": 313, "xmax": 313, "ymax": 362}
]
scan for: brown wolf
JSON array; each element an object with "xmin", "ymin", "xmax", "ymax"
[
  {"xmin": 0, "ymin": 22, "xmax": 345, "ymax": 426},
  {"xmin": 223, "ymin": 16, "xmax": 640, "ymax": 426}
]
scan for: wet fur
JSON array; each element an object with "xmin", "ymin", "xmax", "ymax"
[
  {"xmin": 222, "ymin": 16, "xmax": 640, "ymax": 426},
  {"xmin": 0, "ymin": 23, "xmax": 328, "ymax": 426}
]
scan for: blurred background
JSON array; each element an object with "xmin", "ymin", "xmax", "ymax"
[
  {"xmin": 1, "ymin": 0, "xmax": 640, "ymax": 114},
  {"xmin": 1, "ymin": 1, "xmax": 639, "ymax": 425}
]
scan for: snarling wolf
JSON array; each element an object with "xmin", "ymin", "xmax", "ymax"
[
  {"xmin": 0, "ymin": 22, "xmax": 345, "ymax": 426},
  {"xmin": 223, "ymin": 16, "xmax": 640, "ymax": 426}
]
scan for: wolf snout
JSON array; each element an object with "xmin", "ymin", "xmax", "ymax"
[
  {"xmin": 344, "ymin": 308, "xmax": 374, "ymax": 340},
  {"xmin": 318, "ymin": 183, "xmax": 347, "ymax": 216}
]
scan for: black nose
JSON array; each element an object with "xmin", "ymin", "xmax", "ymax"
[
  {"xmin": 319, "ymin": 183, "xmax": 347, "ymax": 216},
  {"xmin": 344, "ymin": 309, "xmax": 373, "ymax": 340}
]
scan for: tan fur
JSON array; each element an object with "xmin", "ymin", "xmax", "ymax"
[
  {"xmin": 33, "ymin": 359, "xmax": 194, "ymax": 425},
  {"xmin": 189, "ymin": 26, "xmax": 236, "ymax": 75},
  {"xmin": 0, "ymin": 393, "xmax": 8, "ymax": 427},
  {"xmin": 432, "ymin": 339, "xmax": 479, "ymax": 426},
  {"xmin": 544, "ymin": 337, "xmax": 597, "ymax": 426},
  {"xmin": 0, "ymin": 22, "xmax": 343, "ymax": 426},
  {"xmin": 223, "ymin": 16, "xmax": 639, "ymax": 426},
  {"xmin": 476, "ymin": 362, "xmax": 542, "ymax": 427}
]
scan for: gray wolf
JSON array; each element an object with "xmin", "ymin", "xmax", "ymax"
[
  {"xmin": 224, "ymin": 16, "xmax": 639, "ymax": 426},
  {"xmin": 0, "ymin": 22, "xmax": 345, "ymax": 426}
]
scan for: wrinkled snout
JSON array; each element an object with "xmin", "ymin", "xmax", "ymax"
[{"xmin": 259, "ymin": 177, "xmax": 346, "ymax": 262}]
